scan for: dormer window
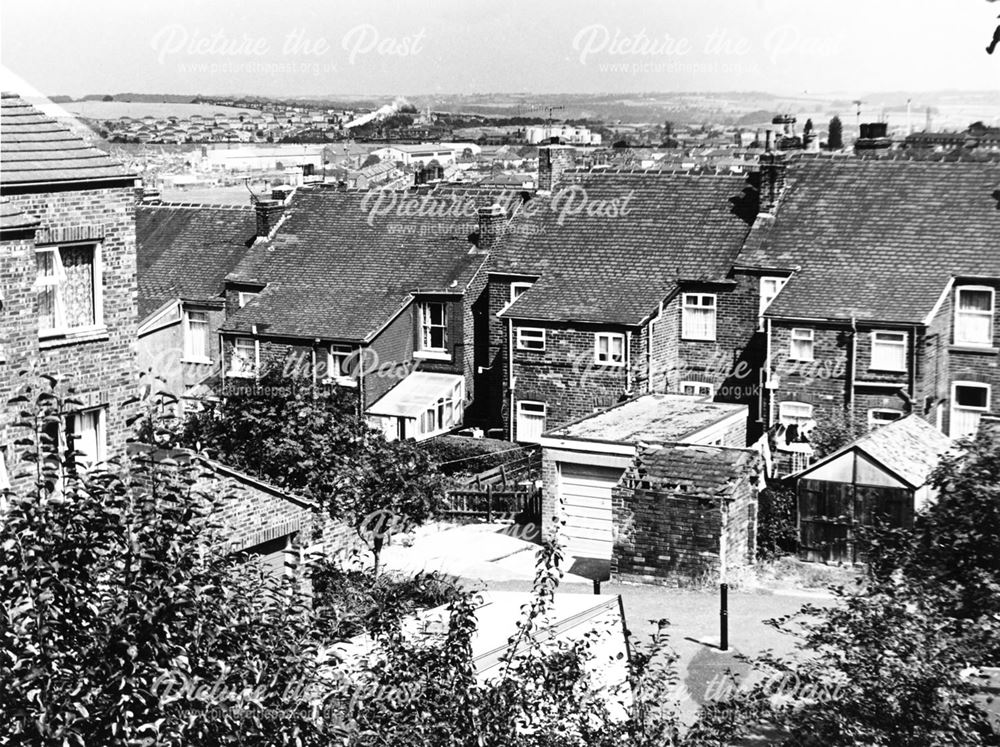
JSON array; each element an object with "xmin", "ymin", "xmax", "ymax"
[{"xmin": 419, "ymin": 302, "xmax": 447, "ymax": 352}]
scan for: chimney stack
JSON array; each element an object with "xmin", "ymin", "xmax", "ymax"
[
  {"xmin": 271, "ymin": 185, "xmax": 293, "ymax": 203},
  {"xmin": 255, "ymin": 198, "xmax": 284, "ymax": 238},
  {"xmin": 537, "ymin": 143, "xmax": 575, "ymax": 192},
  {"xmin": 759, "ymin": 152, "xmax": 788, "ymax": 214},
  {"xmin": 475, "ymin": 204, "xmax": 505, "ymax": 253}
]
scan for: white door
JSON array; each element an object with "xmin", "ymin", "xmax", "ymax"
[
  {"xmin": 558, "ymin": 464, "xmax": 623, "ymax": 561},
  {"xmin": 516, "ymin": 401, "xmax": 546, "ymax": 443}
]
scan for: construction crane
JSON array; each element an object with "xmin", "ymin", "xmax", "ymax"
[
  {"xmin": 546, "ymin": 105, "xmax": 565, "ymax": 126},
  {"xmin": 852, "ymin": 100, "xmax": 864, "ymax": 132}
]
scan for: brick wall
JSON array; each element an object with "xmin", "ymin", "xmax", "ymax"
[
  {"xmin": 611, "ymin": 455, "xmax": 759, "ymax": 585},
  {"xmin": 2, "ymin": 185, "xmax": 138, "ymax": 481},
  {"xmin": 509, "ymin": 320, "xmax": 641, "ymax": 434}
]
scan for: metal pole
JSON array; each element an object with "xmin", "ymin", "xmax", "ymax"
[{"xmin": 720, "ymin": 583, "xmax": 729, "ymax": 651}]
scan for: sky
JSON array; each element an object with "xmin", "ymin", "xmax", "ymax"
[{"xmin": 1, "ymin": 0, "xmax": 999, "ymax": 98}]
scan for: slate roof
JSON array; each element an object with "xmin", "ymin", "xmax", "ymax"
[
  {"xmin": 798, "ymin": 414, "xmax": 953, "ymax": 489},
  {"xmin": 738, "ymin": 158, "xmax": 1000, "ymax": 323},
  {"xmin": 137, "ymin": 203, "xmax": 257, "ymax": 319},
  {"xmin": 494, "ymin": 170, "xmax": 758, "ymax": 325},
  {"xmin": 222, "ymin": 188, "xmax": 492, "ymax": 341},
  {"xmin": 0, "ymin": 93, "xmax": 135, "ymax": 188},
  {"xmin": 544, "ymin": 394, "xmax": 746, "ymax": 445},
  {"xmin": 631, "ymin": 444, "xmax": 760, "ymax": 500}
]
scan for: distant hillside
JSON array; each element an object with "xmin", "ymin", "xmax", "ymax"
[{"xmin": 80, "ymin": 93, "xmax": 200, "ymax": 104}]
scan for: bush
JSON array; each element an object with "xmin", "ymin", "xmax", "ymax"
[
  {"xmin": 311, "ymin": 561, "xmax": 458, "ymax": 638},
  {"xmin": 756, "ymin": 485, "xmax": 798, "ymax": 560}
]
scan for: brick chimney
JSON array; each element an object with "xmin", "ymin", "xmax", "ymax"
[
  {"xmin": 255, "ymin": 198, "xmax": 284, "ymax": 237},
  {"xmin": 475, "ymin": 204, "xmax": 505, "ymax": 253},
  {"xmin": 271, "ymin": 185, "xmax": 293, "ymax": 203},
  {"xmin": 759, "ymin": 151, "xmax": 788, "ymax": 214},
  {"xmin": 537, "ymin": 143, "xmax": 575, "ymax": 192}
]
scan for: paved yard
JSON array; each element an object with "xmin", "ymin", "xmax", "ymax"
[{"xmin": 381, "ymin": 520, "xmax": 833, "ymax": 716}]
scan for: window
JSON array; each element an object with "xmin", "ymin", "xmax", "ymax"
[
  {"xmin": 950, "ymin": 382, "xmax": 990, "ymax": 439},
  {"xmin": 681, "ymin": 294, "xmax": 716, "ymax": 341},
  {"xmin": 238, "ymin": 291, "xmax": 259, "ymax": 308},
  {"xmin": 35, "ymin": 244, "xmax": 101, "ymax": 335},
  {"xmin": 419, "ymin": 302, "xmax": 447, "ymax": 352},
  {"xmin": 418, "ymin": 379, "xmax": 464, "ymax": 437},
  {"xmin": 327, "ymin": 344, "xmax": 356, "ymax": 385},
  {"xmin": 789, "ymin": 328, "xmax": 814, "ymax": 361},
  {"xmin": 955, "ymin": 286, "xmax": 994, "ymax": 346},
  {"xmin": 183, "ymin": 310, "xmax": 211, "ymax": 361},
  {"xmin": 516, "ymin": 327, "xmax": 546, "ymax": 351},
  {"xmin": 516, "ymin": 401, "xmax": 547, "ymax": 443},
  {"xmin": 229, "ymin": 337, "xmax": 258, "ymax": 377},
  {"xmin": 681, "ymin": 381, "xmax": 714, "ymax": 398},
  {"xmin": 594, "ymin": 332, "xmax": 625, "ymax": 365},
  {"xmin": 868, "ymin": 408, "xmax": 903, "ymax": 430},
  {"xmin": 66, "ymin": 407, "xmax": 107, "ymax": 470},
  {"xmin": 778, "ymin": 401, "xmax": 813, "ymax": 428},
  {"xmin": 759, "ymin": 276, "xmax": 787, "ymax": 317},
  {"xmin": 510, "ymin": 282, "xmax": 532, "ymax": 305},
  {"xmin": 870, "ymin": 330, "xmax": 907, "ymax": 371}
]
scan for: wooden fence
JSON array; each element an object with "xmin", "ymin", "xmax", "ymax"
[
  {"xmin": 444, "ymin": 485, "xmax": 541, "ymax": 522},
  {"xmin": 459, "ymin": 450, "xmax": 541, "ymax": 490}
]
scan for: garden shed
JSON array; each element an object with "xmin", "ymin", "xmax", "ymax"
[{"xmin": 794, "ymin": 414, "xmax": 952, "ymax": 563}]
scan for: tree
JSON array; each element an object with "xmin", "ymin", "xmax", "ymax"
[
  {"xmin": 0, "ymin": 377, "xmax": 338, "ymax": 745},
  {"xmin": 807, "ymin": 405, "xmax": 867, "ymax": 460},
  {"xmin": 828, "ymin": 116, "xmax": 843, "ymax": 149},
  {"xmin": 803, "ymin": 118, "xmax": 813, "ymax": 136},
  {"xmin": 361, "ymin": 154, "xmax": 380, "ymax": 168},
  {"xmin": 180, "ymin": 365, "xmax": 449, "ymax": 572}
]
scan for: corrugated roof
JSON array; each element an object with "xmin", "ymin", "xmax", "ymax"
[
  {"xmin": 545, "ymin": 394, "xmax": 746, "ymax": 445},
  {"xmin": 137, "ymin": 203, "xmax": 257, "ymax": 319},
  {"xmin": 0, "ymin": 92, "xmax": 135, "ymax": 188},
  {"xmin": 222, "ymin": 188, "xmax": 492, "ymax": 341},
  {"xmin": 493, "ymin": 170, "xmax": 757, "ymax": 325},
  {"xmin": 740, "ymin": 158, "xmax": 1000, "ymax": 323}
]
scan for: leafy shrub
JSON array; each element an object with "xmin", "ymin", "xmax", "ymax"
[
  {"xmin": 756, "ymin": 485, "xmax": 798, "ymax": 560},
  {"xmin": 421, "ymin": 435, "xmax": 537, "ymax": 478}
]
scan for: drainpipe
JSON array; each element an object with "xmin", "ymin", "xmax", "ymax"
[
  {"xmin": 719, "ymin": 503, "xmax": 728, "ymax": 651},
  {"xmin": 507, "ymin": 318, "xmax": 515, "ymax": 441},
  {"xmin": 625, "ymin": 329, "xmax": 633, "ymax": 394},
  {"xmin": 646, "ymin": 317, "xmax": 654, "ymax": 393},
  {"xmin": 909, "ymin": 326, "xmax": 917, "ymax": 413},
  {"xmin": 847, "ymin": 316, "xmax": 857, "ymax": 412},
  {"xmin": 764, "ymin": 317, "xmax": 773, "ymax": 426}
]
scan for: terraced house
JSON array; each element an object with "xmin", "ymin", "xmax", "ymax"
[
  {"xmin": 739, "ymin": 157, "xmax": 1000, "ymax": 467},
  {"xmin": 216, "ymin": 187, "xmax": 517, "ymax": 441},
  {"xmin": 0, "ymin": 93, "xmax": 138, "ymax": 487},
  {"xmin": 488, "ymin": 152, "xmax": 763, "ymax": 443},
  {"xmin": 136, "ymin": 196, "xmax": 260, "ymax": 411}
]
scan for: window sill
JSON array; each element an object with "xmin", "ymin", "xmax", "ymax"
[
  {"xmin": 866, "ymin": 367, "xmax": 908, "ymax": 374},
  {"xmin": 593, "ymin": 359, "xmax": 625, "ymax": 367},
  {"xmin": 39, "ymin": 327, "xmax": 109, "ymax": 349},
  {"xmin": 787, "ymin": 357, "xmax": 814, "ymax": 363},
  {"xmin": 949, "ymin": 345, "xmax": 998, "ymax": 355},
  {"xmin": 226, "ymin": 371, "xmax": 257, "ymax": 379},
  {"xmin": 516, "ymin": 346, "xmax": 546, "ymax": 353},
  {"xmin": 182, "ymin": 357, "xmax": 214, "ymax": 365},
  {"xmin": 413, "ymin": 350, "xmax": 452, "ymax": 362},
  {"xmin": 681, "ymin": 337, "xmax": 717, "ymax": 343}
]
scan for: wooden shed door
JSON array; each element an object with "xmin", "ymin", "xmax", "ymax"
[{"xmin": 558, "ymin": 464, "xmax": 623, "ymax": 561}]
